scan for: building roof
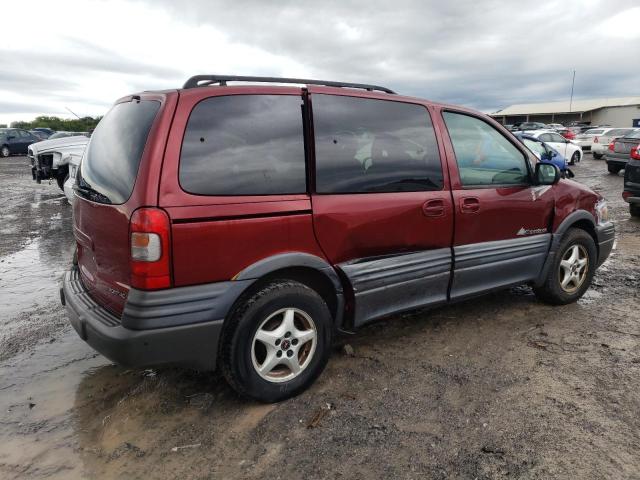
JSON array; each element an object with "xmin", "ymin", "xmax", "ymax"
[{"xmin": 491, "ymin": 96, "xmax": 640, "ymax": 116}]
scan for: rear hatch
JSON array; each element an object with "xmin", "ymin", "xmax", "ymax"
[{"xmin": 73, "ymin": 96, "xmax": 165, "ymax": 315}]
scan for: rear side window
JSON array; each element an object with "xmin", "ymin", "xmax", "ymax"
[
  {"xmin": 443, "ymin": 111, "xmax": 529, "ymax": 186},
  {"xmin": 608, "ymin": 128, "xmax": 632, "ymax": 137},
  {"xmin": 79, "ymin": 100, "xmax": 160, "ymax": 204},
  {"xmin": 180, "ymin": 95, "xmax": 306, "ymax": 196},
  {"xmin": 313, "ymin": 95, "xmax": 443, "ymax": 193}
]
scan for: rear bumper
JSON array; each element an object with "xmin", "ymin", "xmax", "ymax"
[
  {"xmin": 61, "ymin": 268, "xmax": 250, "ymax": 370},
  {"xmin": 605, "ymin": 153, "xmax": 629, "ymax": 166},
  {"xmin": 595, "ymin": 222, "xmax": 615, "ymax": 267}
]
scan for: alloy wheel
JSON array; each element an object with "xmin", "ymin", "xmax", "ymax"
[
  {"xmin": 558, "ymin": 244, "xmax": 589, "ymax": 293},
  {"xmin": 251, "ymin": 307, "xmax": 317, "ymax": 383},
  {"xmin": 0, "ymin": 146, "xmax": 9, "ymax": 157}
]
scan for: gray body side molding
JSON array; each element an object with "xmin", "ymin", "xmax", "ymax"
[
  {"xmin": 338, "ymin": 249, "xmax": 451, "ymax": 328},
  {"xmin": 451, "ymin": 235, "xmax": 551, "ymax": 301},
  {"xmin": 122, "ymin": 280, "xmax": 252, "ymax": 330}
]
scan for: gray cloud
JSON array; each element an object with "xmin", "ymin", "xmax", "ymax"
[
  {"xmin": 151, "ymin": 0, "xmax": 639, "ymax": 111},
  {"xmin": 2, "ymin": 0, "xmax": 638, "ymax": 120}
]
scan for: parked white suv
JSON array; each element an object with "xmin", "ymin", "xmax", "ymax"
[{"xmin": 591, "ymin": 128, "xmax": 639, "ymax": 159}]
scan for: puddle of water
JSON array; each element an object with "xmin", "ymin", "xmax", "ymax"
[
  {"xmin": 0, "ymin": 239, "xmax": 72, "ymax": 325},
  {"xmin": 0, "ymin": 332, "xmax": 107, "ymax": 479}
]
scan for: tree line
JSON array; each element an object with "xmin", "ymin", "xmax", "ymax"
[{"xmin": 10, "ymin": 116, "xmax": 102, "ymax": 132}]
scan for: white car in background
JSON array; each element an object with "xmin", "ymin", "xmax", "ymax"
[
  {"xmin": 525, "ymin": 130, "xmax": 583, "ymax": 165},
  {"xmin": 591, "ymin": 128, "xmax": 639, "ymax": 159},
  {"xmin": 573, "ymin": 127, "xmax": 616, "ymax": 150},
  {"xmin": 547, "ymin": 123, "xmax": 565, "ymax": 131},
  {"xmin": 28, "ymin": 135, "xmax": 89, "ymax": 203}
]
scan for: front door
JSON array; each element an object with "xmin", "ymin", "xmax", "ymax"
[
  {"xmin": 439, "ymin": 110, "xmax": 555, "ymax": 301},
  {"xmin": 309, "ymin": 92, "xmax": 454, "ymax": 327}
]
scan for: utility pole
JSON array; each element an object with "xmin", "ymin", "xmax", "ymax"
[{"xmin": 569, "ymin": 69, "xmax": 576, "ymax": 114}]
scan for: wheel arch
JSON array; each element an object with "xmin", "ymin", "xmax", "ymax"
[
  {"xmin": 555, "ymin": 210, "xmax": 598, "ymax": 248},
  {"xmin": 231, "ymin": 253, "xmax": 345, "ymax": 329}
]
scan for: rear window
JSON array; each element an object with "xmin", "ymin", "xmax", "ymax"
[
  {"xmin": 179, "ymin": 95, "xmax": 306, "ymax": 196},
  {"xmin": 608, "ymin": 128, "xmax": 632, "ymax": 137},
  {"xmin": 78, "ymin": 100, "xmax": 160, "ymax": 204},
  {"xmin": 585, "ymin": 129, "xmax": 603, "ymax": 134},
  {"xmin": 313, "ymin": 95, "xmax": 443, "ymax": 193}
]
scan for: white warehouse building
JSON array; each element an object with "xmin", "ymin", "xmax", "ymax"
[{"xmin": 491, "ymin": 96, "xmax": 640, "ymax": 127}]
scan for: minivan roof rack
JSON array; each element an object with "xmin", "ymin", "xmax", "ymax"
[{"xmin": 182, "ymin": 75, "xmax": 396, "ymax": 94}]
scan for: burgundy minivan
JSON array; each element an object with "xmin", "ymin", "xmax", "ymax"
[{"xmin": 62, "ymin": 76, "xmax": 614, "ymax": 402}]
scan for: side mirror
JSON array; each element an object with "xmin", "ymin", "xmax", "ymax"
[{"xmin": 535, "ymin": 162, "xmax": 561, "ymax": 185}]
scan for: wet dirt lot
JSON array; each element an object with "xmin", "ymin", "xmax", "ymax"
[{"xmin": 1, "ymin": 153, "xmax": 639, "ymax": 479}]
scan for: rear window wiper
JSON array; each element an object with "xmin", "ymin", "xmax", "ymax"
[{"xmin": 74, "ymin": 182, "xmax": 112, "ymax": 204}]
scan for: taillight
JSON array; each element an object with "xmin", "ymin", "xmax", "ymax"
[
  {"xmin": 622, "ymin": 191, "xmax": 632, "ymax": 201},
  {"xmin": 631, "ymin": 145, "xmax": 640, "ymax": 160},
  {"xmin": 609, "ymin": 142, "xmax": 615, "ymax": 151},
  {"xmin": 129, "ymin": 208, "xmax": 172, "ymax": 290},
  {"xmin": 594, "ymin": 136, "xmax": 599, "ymax": 143}
]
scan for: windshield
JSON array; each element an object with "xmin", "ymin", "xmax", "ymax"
[
  {"xmin": 77, "ymin": 100, "xmax": 160, "ymax": 204},
  {"xmin": 523, "ymin": 138, "xmax": 546, "ymax": 157}
]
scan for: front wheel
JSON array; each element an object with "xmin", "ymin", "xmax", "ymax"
[
  {"xmin": 0, "ymin": 145, "xmax": 10, "ymax": 157},
  {"xmin": 56, "ymin": 168, "xmax": 69, "ymax": 191},
  {"xmin": 607, "ymin": 164, "xmax": 622, "ymax": 174},
  {"xmin": 569, "ymin": 151, "xmax": 580, "ymax": 165},
  {"xmin": 220, "ymin": 280, "xmax": 333, "ymax": 402},
  {"xmin": 534, "ymin": 228, "xmax": 597, "ymax": 305}
]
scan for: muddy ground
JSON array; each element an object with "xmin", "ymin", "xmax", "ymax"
[{"xmin": 0, "ymin": 153, "xmax": 638, "ymax": 479}]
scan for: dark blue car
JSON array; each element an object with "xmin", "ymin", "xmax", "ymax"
[{"xmin": 515, "ymin": 133, "xmax": 572, "ymax": 177}]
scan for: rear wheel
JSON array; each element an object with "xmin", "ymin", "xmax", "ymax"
[
  {"xmin": 0, "ymin": 145, "xmax": 9, "ymax": 157},
  {"xmin": 592, "ymin": 152, "xmax": 603, "ymax": 160},
  {"xmin": 630, "ymin": 204, "xmax": 640, "ymax": 218},
  {"xmin": 220, "ymin": 280, "xmax": 333, "ymax": 402},
  {"xmin": 569, "ymin": 151, "xmax": 580, "ymax": 165},
  {"xmin": 534, "ymin": 228, "xmax": 597, "ymax": 305},
  {"xmin": 607, "ymin": 164, "xmax": 622, "ymax": 174}
]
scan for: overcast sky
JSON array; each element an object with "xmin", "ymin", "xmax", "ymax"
[{"xmin": 1, "ymin": 0, "xmax": 639, "ymax": 126}]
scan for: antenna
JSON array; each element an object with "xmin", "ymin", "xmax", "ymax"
[{"xmin": 65, "ymin": 107, "xmax": 81, "ymax": 119}]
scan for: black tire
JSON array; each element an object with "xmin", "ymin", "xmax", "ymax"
[
  {"xmin": 569, "ymin": 151, "xmax": 579, "ymax": 165},
  {"xmin": 607, "ymin": 164, "xmax": 621, "ymax": 174},
  {"xmin": 219, "ymin": 280, "xmax": 333, "ymax": 403},
  {"xmin": 593, "ymin": 153, "xmax": 603, "ymax": 160},
  {"xmin": 534, "ymin": 228, "xmax": 597, "ymax": 305},
  {"xmin": 0, "ymin": 145, "xmax": 10, "ymax": 157},
  {"xmin": 630, "ymin": 204, "xmax": 640, "ymax": 218},
  {"xmin": 56, "ymin": 172, "xmax": 69, "ymax": 191}
]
